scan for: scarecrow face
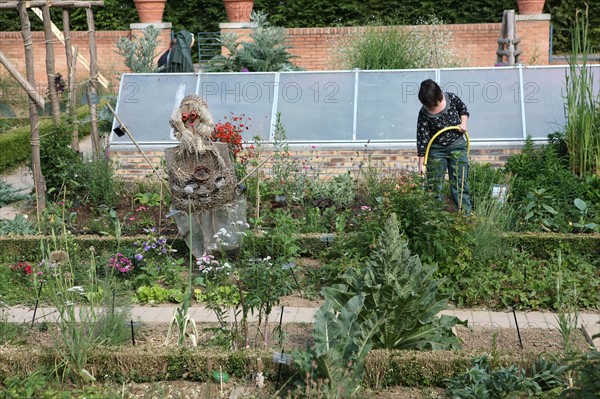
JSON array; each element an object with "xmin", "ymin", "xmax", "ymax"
[{"xmin": 180, "ymin": 103, "xmax": 199, "ymax": 129}]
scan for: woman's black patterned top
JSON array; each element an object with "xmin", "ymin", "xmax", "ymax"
[{"xmin": 416, "ymin": 92, "xmax": 469, "ymax": 157}]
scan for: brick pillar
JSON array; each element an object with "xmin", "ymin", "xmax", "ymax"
[
  {"xmin": 130, "ymin": 22, "xmax": 173, "ymax": 65},
  {"xmin": 515, "ymin": 13, "xmax": 551, "ymax": 65},
  {"xmin": 219, "ymin": 22, "xmax": 257, "ymax": 58}
]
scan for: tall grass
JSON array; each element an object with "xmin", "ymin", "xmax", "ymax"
[
  {"xmin": 468, "ymin": 165, "xmax": 516, "ymax": 262},
  {"xmin": 564, "ymin": 6, "xmax": 600, "ymax": 177},
  {"xmin": 335, "ymin": 18, "xmax": 460, "ymax": 70}
]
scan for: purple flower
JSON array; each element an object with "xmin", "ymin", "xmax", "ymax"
[
  {"xmin": 135, "ymin": 254, "xmax": 143, "ymax": 261},
  {"xmin": 240, "ymin": 68, "xmax": 249, "ymax": 72}
]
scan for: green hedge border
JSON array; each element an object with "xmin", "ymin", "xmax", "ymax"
[
  {"xmin": 0, "ymin": 345, "xmax": 553, "ymax": 388},
  {"xmin": 0, "ymin": 107, "xmax": 93, "ymax": 174},
  {"xmin": 1, "ymin": 232, "xmax": 599, "ymax": 262}
]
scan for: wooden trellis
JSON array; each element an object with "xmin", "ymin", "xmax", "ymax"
[
  {"xmin": 496, "ymin": 10, "xmax": 522, "ymax": 66},
  {"xmin": 0, "ymin": 0, "xmax": 104, "ymax": 215}
]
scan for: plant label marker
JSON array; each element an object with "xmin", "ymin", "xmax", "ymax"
[
  {"xmin": 320, "ymin": 234, "xmax": 334, "ymax": 243},
  {"xmin": 272, "ymin": 352, "xmax": 292, "ymax": 365},
  {"xmin": 281, "ymin": 262, "xmax": 296, "ymax": 270},
  {"xmin": 130, "ymin": 319, "xmax": 136, "ymax": 346},
  {"xmin": 31, "ymin": 283, "xmax": 44, "ymax": 327}
]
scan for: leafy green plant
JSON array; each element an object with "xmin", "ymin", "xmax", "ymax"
[
  {"xmin": 560, "ymin": 349, "xmax": 600, "ymax": 398},
  {"xmin": 520, "ymin": 188, "xmax": 560, "ymax": 232},
  {"xmin": 0, "ymin": 214, "xmax": 37, "ymax": 236},
  {"xmin": 323, "ymin": 213, "xmax": 465, "ymax": 350},
  {"xmin": 571, "ymin": 198, "xmax": 598, "ymax": 233},
  {"xmin": 291, "ymin": 295, "xmax": 379, "ymax": 398},
  {"xmin": 445, "ymin": 355, "xmax": 541, "ymax": 399},
  {"xmin": 310, "ymin": 172, "xmax": 356, "ymax": 209},
  {"xmin": 237, "ymin": 255, "xmax": 294, "ymax": 347},
  {"xmin": 0, "ymin": 180, "xmax": 29, "ymax": 208},
  {"xmin": 39, "ymin": 123, "xmax": 85, "ymax": 203},
  {"xmin": 114, "ymin": 25, "xmax": 162, "ymax": 73},
  {"xmin": 134, "ymin": 192, "xmax": 162, "ymax": 207},
  {"xmin": 207, "ymin": 11, "xmax": 300, "ymax": 72},
  {"xmin": 135, "ymin": 284, "xmax": 181, "ymax": 304},
  {"xmin": 0, "ymin": 369, "xmax": 49, "ymax": 399},
  {"xmin": 504, "ymin": 136, "xmax": 586, "ymax": 230},
  {"xmin": 387, "ymin": 175, "xmax": 472, "ymax": 275},
  {"xmin": 264, "ymin": 208, "xmax": 302, "ymax": 261}
]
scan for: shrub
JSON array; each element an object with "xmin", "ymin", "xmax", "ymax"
[
  {"xmin": 39, "ymin": 123, "xmax": 85, "ymax": 202},
  {"xmin": 504, "ymin": 137, "xmax": 588, "ymax": 231},
  {"xmin": 114, "ymin": 25, "xmax": 162, "ymax": 73},
  {"xmin": 207, "ymin": 11, "xmax": 300, "ymax": 72},
  {"xmin": 0, "ymin": 129, "xmax": 30, "ymax": 174}
]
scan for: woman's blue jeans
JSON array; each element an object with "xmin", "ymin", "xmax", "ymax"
[{"xmin": 427, "ymin": 137, "xmax": 473, "ymax": 213}]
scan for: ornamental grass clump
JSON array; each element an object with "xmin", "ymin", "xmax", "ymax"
[
  {"xmin": 564, "ymin": 6, "xmax": 600, "ymax": 178},
  {"xmin": 334, "ymin": 16, "xmax": 459, "ymax": 70}
]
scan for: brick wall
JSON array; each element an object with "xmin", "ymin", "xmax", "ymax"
[
  {"xmin": 109, "ymin": 144, "xmax": 523, "ymax": 180},
  {"xmin": 280, "ymin": 16, "xmax": 550, "ymax": 70},
  {"xmin": 0, "ymin": 14, "xmax": 550, "ymax": 92}
]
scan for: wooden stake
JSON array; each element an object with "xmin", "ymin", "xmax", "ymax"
[
  {"xmin": 86, "ymin": 7, "xmax": 101, "ymax": 156},
  {"xmin": 62, "ymin": 8, "xmax": 80, "ymax": 152},
  {"xmin": 18, "ymin": 1, "xmax": 46, "ymax": 214},
  {"xmin": 41, "ymin": 5, "xmax": 61, "ymax": 126},
  {"xmin": 30, "ymin": 6, "xmax": 110, "ymax": 89}
]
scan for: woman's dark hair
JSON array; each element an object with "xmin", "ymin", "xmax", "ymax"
[{"xmin": 418, "ymin": 79, "xmax": 443, "ymax": 108}]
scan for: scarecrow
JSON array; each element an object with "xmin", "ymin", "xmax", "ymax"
[{"xmin": 165, "ymin": 95, "xmax": 247, "ymax": 256}]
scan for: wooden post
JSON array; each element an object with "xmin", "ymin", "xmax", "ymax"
[
  {"xmin": 0, "ymin": 51, "xmax": 45, "ymax": 108},
  {"xmin": 63, "ymin": 8, "xmax": 80, "ymax": 152},
  {"xmin": 86, "ymin": 6, "xmax": 101, "ymax": 156},
  {"xmin": 41, "ymin": 5, "xmax": 61, "ymax": 126},
  {"xmin": 18, "ymin": 1, "xmax": 46, "ymax": 215}
]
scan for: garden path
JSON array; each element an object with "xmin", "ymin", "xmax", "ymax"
[{"xmin": 3, "ymin": 304, "xmax": 599, "ymax": 349}]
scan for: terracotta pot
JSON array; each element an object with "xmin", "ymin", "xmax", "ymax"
[
  {"xmin": 517, "ymin": 0, "xmax": 546, "ymax": 14},
  {"xmin": 134, "ymin": 0, "xmax": 166, "ymax": 23},
  {"xmin": 223, "ymin": 0, "xmax": 254, "ymax": 23}
]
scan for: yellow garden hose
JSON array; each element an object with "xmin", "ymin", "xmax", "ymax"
[{"xmin": 423, "ymin": 126, "xmax": 471, "ymax": 167}]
